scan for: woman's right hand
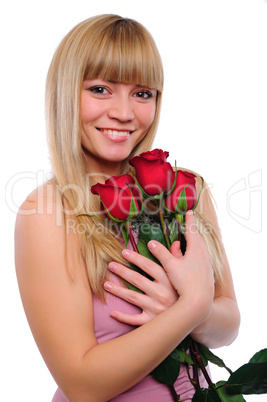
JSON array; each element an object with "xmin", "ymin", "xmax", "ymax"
[{"xmin": 116, "ymin": 211, "xmax": 215, "ymax": 326}]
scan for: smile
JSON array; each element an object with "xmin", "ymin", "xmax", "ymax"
[
  {"xmin": 97, "ymin": 128, "xmax": 133, "ymax": 143},
  {"xmin": 99, "ymin": 129, "xmax": 133, "ymax": 137}
]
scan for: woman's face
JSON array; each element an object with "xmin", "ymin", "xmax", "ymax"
[{"xmin": 80, "ymin": 79, "xmax": 157, "ymax": 176}]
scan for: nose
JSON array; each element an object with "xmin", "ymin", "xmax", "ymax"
[{"xmin": 107, "ymin": 95, "xmax": 134, "ymax": 122}]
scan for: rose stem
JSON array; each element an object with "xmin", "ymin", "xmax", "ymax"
[
  {"xmin": 190, "ymin": 345, "xmax": 201, "ymax": 391},
  {"xmin": 169, "ymin": 385, "xmax": 180, "ymax": 401},
  {"xmin": 175, "ymin": 214, "xmax": 184, "ymax": 241},
  {"xmin": 185, "ymin": 364, "xmax": 199, "ymax": 391},
  {"xmin": 125, "ymin": 221, "xmax": 139, "ymax": 253},
  {"xmin": 191, "ymin": 341, "xmax": 213, "ymax": 386},
  {"xmin": 175, "ymin": 213, "xmax": 187, "ymax": 254},
  {"xmin": 159, "ymin": 199, "xmax": 171, "ymax": 250}
]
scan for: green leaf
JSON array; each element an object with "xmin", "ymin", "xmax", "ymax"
[
  {"xmin": 152, "ymin": 347, "xmax": 180, "ymax": 386},
  {"xmin": 177, "ymin": 187, "xmax": 188, "ymax": 212},
  {"xmin": 137, "ymin": 223, "xmax": 168, "ymax": 268},
  {"xmin": 192, "ymin": 386, "xmax": 222, "ymax": 402},
  {"xmin": 168, "ymin": 217, "xmax": 178, "ymax": 244},
  {"xmin": 176, "ymin": 213, "xmax": 184, "ymax": 227},
  {"xmin": 121, "ymin": 224, "xmax": 129, "ymax": 247},
  {"xmin": 125, "ymin": 280, "xmax": 144, "ymax": 294},
  {"xmin": 137, "ymin": 238, "xmax": 158, "ymax": 265},
  {"xmin": 197, "ymin": 344, "xmax": 232, "ymax": 374},
  {"xmin": 249, "ymin": 348, "xmax": 267, "ymax": 364},
  {"xmin": 178, "ymin": 336, "xmax": 193, "ymax": 352},
  {"xmin": 125, "ymin": 263, "xmax": 145, "ymax": 293},
  {"xmin": 226, "ymin": 362, "xmax": 267, "ymax": 395},
  {"xmin": 127, "ymin": 184, "xmax": 143, "ymax": 220},
  {"xmin": 139, "ymin": 222, "xmax": 167, "ymax": 247},
  {"xmin": 215, "ymin": 381, "xmax": 245, "ymax": 401},
  {"xmin": 178, "ymin": 349, "xmax": 194, "ymax": 365}
]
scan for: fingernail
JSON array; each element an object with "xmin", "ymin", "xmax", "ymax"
[
  {"xmin": 148, "ymin": 240, "xmax": 156, "ymax": 250},
  {"xmin": 108, "ymin": 262, "xmax": 117, "ymax": 272},
  {"xmin": 122, "ymin": 249, "xmax": 130, "ymax": 257},
  {"xmin": 110, "ymin": 311, "xmax": 118, "ymax": 318},
  {"xmin": 104, "ymin": 282, "xmax": 112, "ymax": 290}
]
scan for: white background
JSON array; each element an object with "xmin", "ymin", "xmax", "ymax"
[{"xmin": 1, "ymin": 0, "xmax": 267, "ymax": 401}]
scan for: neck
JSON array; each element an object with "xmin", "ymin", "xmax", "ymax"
[{"xmin": 83, "ymin": 152, "xmax": 124, "ymax": 183}]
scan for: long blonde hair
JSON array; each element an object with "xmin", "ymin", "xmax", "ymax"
[{"xmin": 46, "ymin": 14, "xmax": 223, "ymax": 299}]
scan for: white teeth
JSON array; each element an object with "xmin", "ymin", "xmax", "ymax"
[{"xmin": 102, "ymin": 129, "xmax": 131, "ymax": 136}]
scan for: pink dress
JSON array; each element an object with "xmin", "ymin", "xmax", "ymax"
[{"xmin": 52, "ymin": 272, "xmax": 210, "ymax": 401}]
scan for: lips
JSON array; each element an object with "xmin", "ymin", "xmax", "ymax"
[
  {"xmin": 99, "ymin": 128, "xmax": 133, "ymax": 136},
  {"xmin": 97, "ymin": 128, "xmax": 133, "ymax": 143}
]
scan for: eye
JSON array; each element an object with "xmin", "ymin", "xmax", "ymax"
[
  {"xmin": 134, "ymin": 90, "xmax": 153, "ymax": 99},
  {"xmin": 89, "ymin": 86, "xmax": 109, "ymax": 95}
]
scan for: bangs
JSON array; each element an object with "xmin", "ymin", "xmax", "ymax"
[{"xmin": 83, "ymin": 18, "xmax": 163, "ymax": 92}]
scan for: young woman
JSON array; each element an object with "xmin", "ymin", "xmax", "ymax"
[{"xmin": 15, "ymin": 14, "xmax": 240, "ymax": 402}]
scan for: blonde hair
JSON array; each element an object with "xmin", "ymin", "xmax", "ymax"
[{"xmin": 46, "ymin": 14, "xmax": 223, "ymax": 299}]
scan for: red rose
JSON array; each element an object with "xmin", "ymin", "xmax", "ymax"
[
  {"xmin": 164, "ymin": 170, "xmax": 197, "ymax": 213},
  {"xmin": 129, "ymin": 149, "xmax": 175, "ymax": 196},
  {"xmin": 91, "ymin": 174, "xmax": 142, "ymax": 222}
]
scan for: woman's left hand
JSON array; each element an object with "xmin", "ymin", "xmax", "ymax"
[{"xmin": 103, "ymin": 241, "xmax": 183, "ymax": 326}]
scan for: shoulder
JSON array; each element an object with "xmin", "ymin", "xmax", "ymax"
[
  {"xmin": 15, "ymin": 180, "xmax": 86, "ymax": 281},
  {"xmin": 16, "ymin": 180, "xmax": 63, "ymax": 226},
  {"xmin": 15, "ymin": 181, "xmax": 64, "ymax": 275}
]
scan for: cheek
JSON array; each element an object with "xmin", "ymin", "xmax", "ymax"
[
  {"xmin": 146, "ymin": 101, "xmax": 157, "ymax": 126},
  {"xmin": 134, "ymin": 105, "xmax": 156, "ymax": 146},
  {"xmin": 138, "ymin": 104, "xmax": 157, "ymax": 129},
  {"xmin": 80, "ymin": 94, "xmax": 103, "ymax": 124}
]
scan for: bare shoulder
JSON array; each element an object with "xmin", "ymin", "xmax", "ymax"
[
  {"xmin": 15, "ymin": 180, "xmax": 63, "ymax": 228},
  {"xmin": 15, "ymin": 182, "xmax": 63, "ymax": 269},
  {"xmin": 15, "ymin": 180, "xmax": 89, "ymax": 290}
]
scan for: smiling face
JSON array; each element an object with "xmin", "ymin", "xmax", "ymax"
[{"xmin": 80, "ymin": 79, "xmax": 157, "ymax": 176}]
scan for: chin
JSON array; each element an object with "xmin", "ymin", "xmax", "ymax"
[{"xmin": 107, "ymin": 147, "xmax": 133, "ymax": 162}]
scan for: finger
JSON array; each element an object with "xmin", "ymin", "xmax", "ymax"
[
  {"xmin": 110, "ymin": 310, "xmax": 148, "ymax": 326},
  {"xmin": 147, "ymin": 240, "xmax": 177, "ymax": 273},
  {"xmin": 104, "ymin": 279, "xmax": 147, "ymax": 306},
  {"xmin": 106, "ymin": 261, "xmax": 166, "ymax": 298},
  {"xmin": 119, "ymin": 249, "xmax": 164, "ymax": 281},
  {"xmin": 183, "ymin": 211, "xmax": 199, "ymax": 251},
  {"xmin": 170, "ymin": 241, "xmax": 183, "ymax": 259}
]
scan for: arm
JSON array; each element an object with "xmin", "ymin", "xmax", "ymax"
[
  {"xmin": 15, "ymin": 187, "xmax": 213, "ymax": 402},
  {"xmin": 190, "ymin": 180, "xmax": 240, "ymax": 348},
  {"xmin": 189, "ymin": 253, "xmax": 240, "ymax": 348}
]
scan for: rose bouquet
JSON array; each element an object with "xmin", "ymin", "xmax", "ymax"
[{"xmin": 88, "ymin": 149, "xmax": 267, "ymax": 401}]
